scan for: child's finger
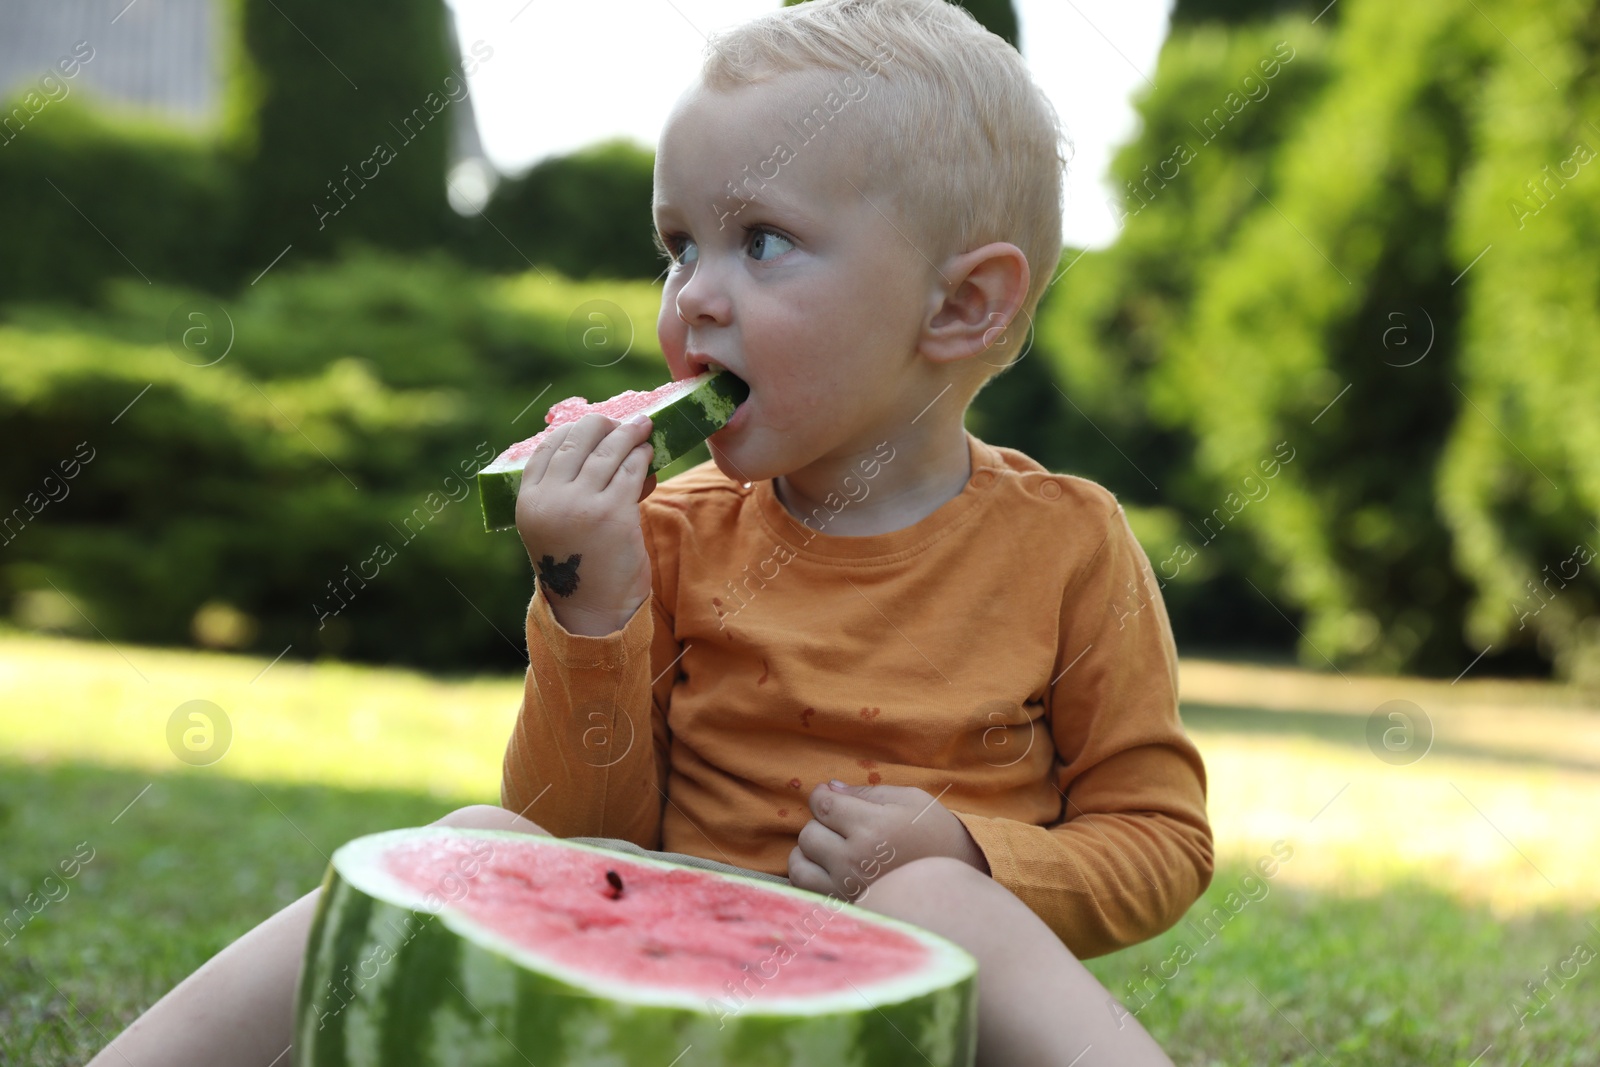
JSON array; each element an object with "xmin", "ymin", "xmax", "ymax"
[
  {"xmin": 807, "ymin": 790, "xmax": 889, "ymax": 851},
  {"xmin": 810, "ymin": 782, "xmax": 903, "ymax": 837},
  {"xmin": 541, "ymin": 413, "xmax": 618, "ymax": 484},
  {"xmin": 598, "ymin": 437, "xmax": 655, "ymax": 501},
  {"xmin": 519, "ymin": 421, "xmax": 573, "ymax": 486},
  {"xmin": 786, "ymin": 845, "xmax": 832, "ymax": 895},
  {"xmin": 831, "ymin": 781, "xmax": 922, "ymax": 808},
  {"xmin": 583, "ymin": 416, "xmax": 654, "ymax": 494},
  {"xmin": 796, "ymin": 814, "xmax": 847, "ymax": 866}
]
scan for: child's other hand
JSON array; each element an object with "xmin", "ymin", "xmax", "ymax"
[
  {"xmin": 787, "ymin": 781, "xmax": 991, "ymax": 901},
  {"xmin": 514, "ymin": 412, "xmax": 658, "ymax": 636}
]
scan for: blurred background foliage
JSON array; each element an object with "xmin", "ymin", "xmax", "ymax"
[
  {"xmin": 1, "ymin": 0, "xmax": 1596, "ymax": 685},
  {"xmin": 0, "ymin": 254, "xmax": 665, "ymax": 667},
  {"xmin": 983, "ymin": 0, "xmax": 1600, "ymax": 687}
]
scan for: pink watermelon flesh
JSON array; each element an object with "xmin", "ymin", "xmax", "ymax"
[
  {"xmin": 494, "ymin": 379, "xmax": 699, "ymax": 468},
  {"xmin": 381, "ymin": 834, "xmax": 931, "ymax": 1000}
]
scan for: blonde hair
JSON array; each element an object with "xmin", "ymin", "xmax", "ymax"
[{"xmin": 699, "ymin": 0, "xmax": 1069, "ymax": 383}]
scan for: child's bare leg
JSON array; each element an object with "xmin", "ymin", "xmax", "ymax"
[
  {"xmin": 853, "ymin": 856, "xmax": 1175, "ymax": 1067},
  {"xmin": 86, "ymin": 804, "xmax": 549, "ymax": 1067}
]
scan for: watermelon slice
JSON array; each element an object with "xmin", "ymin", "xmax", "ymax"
[
  {"xmin": 294, "ymin": 827, "xmax": 978, "ymax": 1066},
  {"xmin": 477, "ymin": 370, "xmax": 749, "ymax": 532}
]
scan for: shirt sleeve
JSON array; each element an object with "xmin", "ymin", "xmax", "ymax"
[
  {"xmin": 499, "ymin": 517, "xmax": 681, "ymax": 847},
  {"xmin": 950, "ymin": 501, "xmax": 1214, "ymax": 960}
]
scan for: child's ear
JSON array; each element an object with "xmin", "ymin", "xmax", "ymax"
[{"xmin": 917, "ymin": 242, "xmax": 1031, "ymax": 367}]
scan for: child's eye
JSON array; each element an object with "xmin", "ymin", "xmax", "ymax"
[
  {"xmin": 654, "ymin": 227, "xmax": 791, "ymax": 268},
  {"xmin": 748, "ymin": 227, "xmax": 793, "ymax": 262},
  {"xmin": 655, "ymin": 232, "xmax": 697, "ymax": 268},
  {"xmin": 656, "ymin": 230, "xmax": 694, "ymax": 268}
]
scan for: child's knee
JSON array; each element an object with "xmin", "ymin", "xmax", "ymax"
[
  {"xmin": 862, "ymin": 856, "xmax": 986, "ymax": 911},
  {"xmin": 431, "ymin": 803, "xmax": 549, "ymax": 836}
]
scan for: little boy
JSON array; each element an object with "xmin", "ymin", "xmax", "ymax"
[
  {"xmin": 90, "ymin": 2, "xmax": 1207, "ymax": 1064},
  {"xmin": 505, "ymin": 0, "xmax": 1212, "ymax": 1060}
]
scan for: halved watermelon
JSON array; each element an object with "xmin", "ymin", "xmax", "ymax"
[
  {"xmin": 294, "ymin": 827, "xmax": 978, "ymax": 1066},
  {"xmin": 477, "ymin": 370, "xmax": 749, "ymax": 532}
]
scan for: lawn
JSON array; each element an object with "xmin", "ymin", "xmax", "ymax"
[{"xmin": 2, "ymin": 629, "xmax": 1597, "ymax": 1065}]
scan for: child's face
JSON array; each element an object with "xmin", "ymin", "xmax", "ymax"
[{"xmin": 653, "ymin": 70, "xmax": 940, "ymax": 483}]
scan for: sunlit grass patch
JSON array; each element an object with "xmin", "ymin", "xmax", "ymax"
[
  {"xmin": 1183, "ymin": 660, "xmax": 1600, "ymax": 915},
  {"xmin": 3, "ymin": 634, "xmax": 1597, "ymax": 1065},
  {"xmin": 0, "ymin": 628, "xmax": 519, "ymax": 800}
]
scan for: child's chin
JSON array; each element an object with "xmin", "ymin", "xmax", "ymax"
[{"xmin": 707, "ymin": 439, "xmax": 762, "ymax": 487}]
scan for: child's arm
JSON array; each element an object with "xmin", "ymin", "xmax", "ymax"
[
  {"xmin": 948, "ymin": 503, "xmax": 1214, "ymax": 960},
  {"xmin": 499, "ymin": 412, "xmax": 677, "ymax": 846}
]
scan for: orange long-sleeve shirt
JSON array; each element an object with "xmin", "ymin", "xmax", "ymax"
[{"xmin": 501, "ymin": 430, "xmax": 1214, "ymax": 959}]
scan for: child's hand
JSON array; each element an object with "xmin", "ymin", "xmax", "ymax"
[
  {"xmin": 787, "ymin": 780, "xmax": 990, "ymax": 900},
  {"xmin": 514, "ymin": 412, "xmax": 658, "ymax": 637}
]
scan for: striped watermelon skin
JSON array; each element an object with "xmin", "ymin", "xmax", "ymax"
[
  {"xmin": 476, "ymin": 369, "xmax": 749, "ymax": 532},
  {"xmin": 293, "ymin": 829, "xmax": 978, "ymax": 1067}
]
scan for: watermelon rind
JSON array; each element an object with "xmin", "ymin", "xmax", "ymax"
[
  {"xmin": 293, "ymin": 827, "xmax": 979, "ymax": 1067},
  {"xmin": 476, "ymin": 369, "xmax": 749, "ymax": 532}
]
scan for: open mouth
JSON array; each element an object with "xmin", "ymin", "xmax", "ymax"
[
  {"xmin": 698, "ymin": 362, "xmax": 750, "ymax": 431},
  {"xmin": 689, "ymin": 357, "xmax": 749, "ymax": 403},
  {"xmin": 724, "ymin": 372, "xmax": 751, "ymax": 425}
]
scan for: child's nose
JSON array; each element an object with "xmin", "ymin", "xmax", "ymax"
[{"xmin": 675, "ymin": 268, "xmax": 731, "ymax": 326}]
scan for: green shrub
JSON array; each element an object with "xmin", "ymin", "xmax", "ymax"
[
  {"xmin": 0, "ymin": 100, "xmax": 235, "ymax": 303},
  {"xmin": 1435, "ymin": 0, "xmax": 1600, "ymax": 687},
  {"xmin": 0, "ymin": 252, "xmax": 673, "ymax": 670},
  {"xmin": 459, "ymin": 138, "xmax": 661, "ymax": 281},
  {"xmin": 229, "ymin": 0, "xmax": 461, "ymax": 266},
  {"xmin": 1170, "ymin": 0, "xmax": 1335, "ymax": 26},
  {"xmin": 1042, "ymin": 0, "xmax": 1600, "ymax": 683}
]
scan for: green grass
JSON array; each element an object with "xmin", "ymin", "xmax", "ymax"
[
  {"xmin": 0, "ymin": 762, "xmax": 458, "ymax": 1065},
  {"xmin": 2, "ymin": 631, "xmax": 1597, "ymax": 1065}
]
